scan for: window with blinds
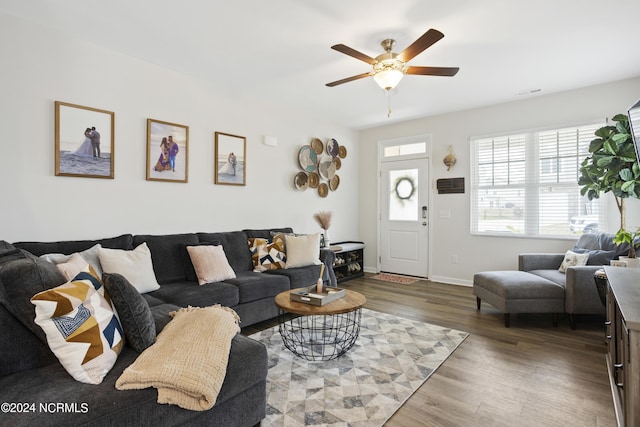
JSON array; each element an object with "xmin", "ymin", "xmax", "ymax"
[{"xmin": 471, "ymin": 123, "xmax": 604, "ymax": 238}]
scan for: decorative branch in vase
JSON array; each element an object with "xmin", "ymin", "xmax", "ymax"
[{"xmin": 313, "ymin": 211, "xmax": 332, "ymax": 248}]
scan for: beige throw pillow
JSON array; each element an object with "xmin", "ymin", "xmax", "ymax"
[
  {"xmin": 285, "ymin": 233, "xmax": 322, "ymax": 268},
  {"xmin": 56, "ymin": 253, "xmax": 90, "ymax": 281},
  {"xmin": 98, "ymin": 243, "xmax": 160, "ymax": 293},
  {"xmin": 187, "ymin": 245, "xmax": 236, "ymax": 285},
  {"xmin": 559, "ymin": 250, "xmax": 589, "ymax": 273}
]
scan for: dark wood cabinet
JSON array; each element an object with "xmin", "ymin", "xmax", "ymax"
[
  {"xmin": 331, "ymin": 242, "xmax": 364, "ymax": 284},
  {"xmin": 605, "ymin": 266, "xmax": 640, "ymax": 427}
]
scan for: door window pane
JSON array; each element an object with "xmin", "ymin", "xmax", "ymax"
[{"xmin": 389, "ymin": 168, "xmax": 418, "ymax": 221}]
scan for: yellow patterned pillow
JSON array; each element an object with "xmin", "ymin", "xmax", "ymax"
[
  {"xmin": 31, "ymin": 267, "xmax": 124, "ymax": 384},
  {"xmin": 248, "ymin": 236, "xmax": 286, "ymax": 272}
]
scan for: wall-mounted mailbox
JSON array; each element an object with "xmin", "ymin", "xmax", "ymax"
[{"xmin": 437, "ymin": 177, "xmax": 464, "ymax": 194}]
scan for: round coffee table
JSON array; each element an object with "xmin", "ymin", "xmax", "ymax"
[{"xmin": 274, "ymin": 288, "xmax": 366, "ymax": 361}]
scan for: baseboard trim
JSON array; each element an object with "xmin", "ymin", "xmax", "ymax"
[{"xmin": 427, "ymin": 276, "xmax": 473, "ymax": 287}]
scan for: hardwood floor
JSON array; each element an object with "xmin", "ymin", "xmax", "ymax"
[{"xmin": 242, "ymin": 274, "xmax": 616, "ymax": 427}]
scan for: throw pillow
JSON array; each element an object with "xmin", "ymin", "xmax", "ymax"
[
  {"xmin": 186, "ymin": 245, "xmax": 236, "ymax": 285},
  {"xmin": 98, "ymin": 243, "xmax": 160, "ymax": 293},
  {"xmin": 248, "ymin": 236, "xmax": 286, "ymax": 272},
  {"xmin": 103, "ymin": 273, "xmax": 156, "ymax": 353},
  {"xmin": 570, "ymin": 247, "xmax": 616, "ymax": 266},
  {"xmin": 558, "ymin": 250, "xmax": 589, "ymax": 273},
  {"xmin": 30, "ymin": 268, "xmax": 124, "ymax": 384},
  {"xmin": 41, "ymin": 244, "xmax": 104, "ymax": 277},
  {"xmin": 284, "ymin": 233, "xmax": 322, "ymax": 269},
  {"xmin": 56, "ymin": 253, "xmax": 89, "ymax": 281}
]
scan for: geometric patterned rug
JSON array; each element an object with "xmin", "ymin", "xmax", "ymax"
[
  {"xmin": 370, "ymin": 273, "xmax": 420, "ymax": 285},
  {"xmin": 249, "ymin": 308, "xmax": 468, "ymax": 426}
]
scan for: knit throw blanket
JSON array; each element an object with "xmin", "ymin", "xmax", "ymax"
[{"xmin": 116, "ymin": 305, "xmax": 240, "ymax": 411}]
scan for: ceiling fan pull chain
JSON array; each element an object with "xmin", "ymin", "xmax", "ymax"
[{"xmin": 386, "ymin": 91, "xmax": 392, "ymax": 118}]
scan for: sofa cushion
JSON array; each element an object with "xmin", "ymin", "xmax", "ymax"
[
  {"xmin": 243, "ymin": 227, "xmax": 294, "ymax": 240},
  {"xmin": 132, "ymin": 233, "xmax": 199, "ymax": 284},
  {"xmin": 40, "ymin": 244, "xmax": 104, "ymax": 277},
  {"xmin": 13, "ymin": 234, "xmax": 133, "ymax": 257},
  {"xmin": 224, "ymin": 271, "xmax": 290, "ymax": 304},
  {"xmin": 529, "ymin": 269, "xmax": 568, "ymax": 287},
  {"xmin": 147, "ymin": 281, "xmax": 240, "ymax": 309},
  {"xmin": 103, "ymin": 273, "xmax": 156, "ymax": 353},
  {"xmin": 0, "ymin": 255, "xmax": 67, "ymax": 342},
  {"xmin": 187, "ymin": 244, "xmax": 237, "ymax": 284},
  {"xmin": 284, "ymin": 233, "xmax": 322, "ymax": 268},
  {"xmin": 99, "ymin": 243, "xmax": 160, "ymax": 293},
  {"xmin": 0, "ymin": 334, "xmax": 267, "ymax": 426},
  {"xmin": 30, "ymin": 268, "xmax": 124, "ymax": 384},
  {"xmin": 266, "ymin": 264, "xmax": 324, "ymax": 289},
  {"xmin": 0, "ymin": 295, "xmax": 58, "ymax": 375},
  {"xmin": 197, "ymin": 231, "xmax": 253, "ymax": 273}
]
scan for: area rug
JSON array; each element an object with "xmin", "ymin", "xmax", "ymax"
[
  {"xmin": 370, "ymin": 273, "xmax": 420, "ymax": 285},
  {"xmin": 249, "ymin": 308, "xmax": 468, "ymax": 426}
]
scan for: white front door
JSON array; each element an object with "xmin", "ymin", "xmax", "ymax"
[{"xmin": 380, "ymin": 158, "xmax": 429, "ymax": 277}]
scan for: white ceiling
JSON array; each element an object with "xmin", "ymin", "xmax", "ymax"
[{"xmin": 3, "ymin": 0, "xmax": 640, "ymax": 129}]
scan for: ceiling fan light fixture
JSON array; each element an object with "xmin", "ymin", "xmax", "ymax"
[{"xmin": 373, "ymin": 68, "xmax": 404, "ymax": 91}]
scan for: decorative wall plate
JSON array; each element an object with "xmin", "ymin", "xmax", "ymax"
[
  {"xmin": 294, "ymin": 171, "xmax": 308, "ymax": 191},
  {"xmin": 318, "ymin": 183, "xmax": 329, "ymax": 198},
  {"xmin": 326, "ymin": 138, "xmax": 339, "ymax": 158},
  {"xmin": 308, "ymin": 171, "xmax": 320, "ymax": 188},
  {"xmin": 330, "ymin": 175, "xmax": 340, "ymax": 191},
  {"xmin": 311, "ymin": 138, "xmax": 324, "ymax": 155},
  {"xmin": 333, "ymin": 157, "xmax": 342, "ymax": 170},
  {"xmin": 338, "ymin": 145, "xmax": 347, "ymax": 158},
  {"xmin": 318, "ymin": 156, "xmax": 336, "ymax": 180},
  {"xmin": 298, "ymin": 146, "xmax": 317, "ymax": 172}
]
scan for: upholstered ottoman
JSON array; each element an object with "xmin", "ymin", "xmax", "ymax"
[{"xmin": 473, "ymin": 271, "xmax": 565, "ymax": 327}]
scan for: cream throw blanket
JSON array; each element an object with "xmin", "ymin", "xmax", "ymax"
[{"xmin": 116, "ymin": 305, "xmax": 240, "ymax": 411}]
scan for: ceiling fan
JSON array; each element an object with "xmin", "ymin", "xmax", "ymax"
[{"xmin": 326, "ymin": 28, "xmax": 459, "ymax": 91}]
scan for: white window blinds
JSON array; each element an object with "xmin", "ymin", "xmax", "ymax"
[{"xmin": 471, "ymin": 123, "xmax": 604, "ymax": 237}]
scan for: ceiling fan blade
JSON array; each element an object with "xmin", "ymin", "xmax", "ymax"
[
  {"xmin": 326, "ymin": 72, "xmax": 372, "ymax": 87},
  {"xmin": 397, "ymin": 29, "xmax": 444, "ymax": 63},
  {"xmin": 406, "ymin": 66, "xmax": 459, "ymax": 77},
  {"xmin": 331, "ymin": 44, "xmax": 377, "ymax": 65}
]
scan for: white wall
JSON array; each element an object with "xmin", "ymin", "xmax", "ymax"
[
  {"xmin": 0, "ymin": 13, "xmax": 360, "ymax": 243},
  {"xmin": 359, "ymin": 77, "xmax": 640, "ymax": 285}
]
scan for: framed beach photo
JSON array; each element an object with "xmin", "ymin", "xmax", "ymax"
[
  {"xmin": 146, "ymin": 119, "xmax": 188, "ymax": 183},
  {"xmin": 215, "ymin": 132, "xmax": 246, "ymax": 186},
  {"xmin": 55, "ymin": 101, "xmax": 114, "ymax": 179}
]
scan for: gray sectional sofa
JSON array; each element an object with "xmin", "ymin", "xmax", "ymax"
[{"xmin": 0, "ymin": 227, "xmax": 335, "ymax": 426}]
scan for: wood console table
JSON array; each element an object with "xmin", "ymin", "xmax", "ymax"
[{"xmin": 604, "ymin": 266, "xmax": 640, "ymax": 427}]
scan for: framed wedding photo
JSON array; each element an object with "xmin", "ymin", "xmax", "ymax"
[
  {"xmin": 146, "ymin": 118, "xmax": 189, "ymax": 183},
  {"xmin": 215, "ymin": 131, "xmax": 246, "ymax": 186},
  {"xmin": 55, "ymin": 101, "xmax": 115, "ymax": 179}
]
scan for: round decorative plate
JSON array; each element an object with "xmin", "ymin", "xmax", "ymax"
[
  {"xmin": 318, "ymin": 183, "xmax": 329, "ymax": 198},
  {"xmin": 326, "ymin": 138, "xmax": 339, "ymax": 158},
  {"xmin": 329, "ymin": 175, "xmax": 340, "ymax": 191},
  {"xmin": 318, "ymin": 156, "xmax": 336, "ymax": 180},
  {"xmin": 294, "ymin": 171, "xmax": 308, "ymax": 191},
  {"xmin": 298, "ymin": 146, "xmax": 317, "ymax": 172},
  {"xmin": 311, "ymin": 138, "xmax": 324, "ymax": 155},
  {"xmin": 333, "ymin": 157, "xmax": 342, "ymax": 170},
  {"xmin": 338, "ymin": 145, "xmax": 347, "ymax": 158},
  {"xmin": 308, "ymin": 171, "xmax": 320, "ymax": 188}
]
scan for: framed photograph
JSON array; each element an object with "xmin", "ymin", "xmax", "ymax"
[
  {"xmin": 146, "ymin": 118, "xmax": 188, "ymax": 183},
  {"xmin": 215, "ymin": 132, "xmax": 246, "ymax": 186},
  {"xmin": 55, "ymin": 101, "xmax": 114, "ymax": 179}
]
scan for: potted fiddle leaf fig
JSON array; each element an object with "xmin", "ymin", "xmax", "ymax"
[{"xmin": 578, "ymin": 113, "xmax": 640, "ymax": 260}]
